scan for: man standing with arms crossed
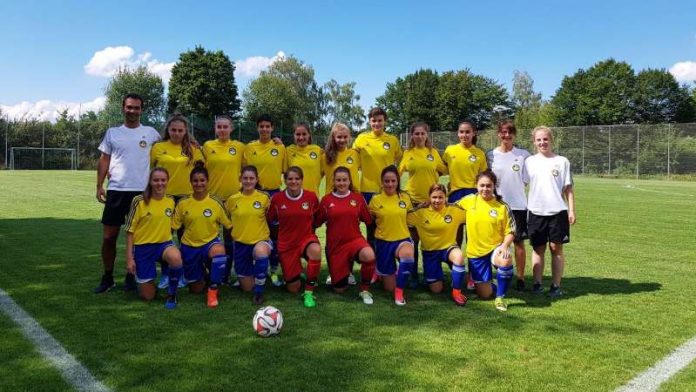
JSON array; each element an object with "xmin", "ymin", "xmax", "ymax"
[{"xmin": 93, "ymin": 94, "xmax": 162, "ymax": 293}]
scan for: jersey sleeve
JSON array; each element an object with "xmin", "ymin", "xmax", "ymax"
[
  {"xmin": 563, "ymin": 158, "xmax": 573, "ymax": 187},
  {"xmin": 125, "ymin": 198, "xmax": 141, "ymax": 233},
  {"xmin": 406, "ymin": 208, "xmax": 419, "ymax": 227},
  {"xmin": 368, "ymin": 196, "xmax": 378, "ymax": 216},
  {"xmin": 503, "ymin": 204, "xmax": 515, "ymax": 236},
  {"xmin": 172, "ymin": 201, "xmax": 184, "ymax": 230},
  {"xmin": 192, "ymin": 146, "xmax": 204, "ymax": 164},
  {"xmin": 393, "ymin": 136, "xmax": 403, "ymax": 163},
  {"xmin": 314, "ymin": 196, "xmax": 328, "ymax": 227},
  {"xmin": 434, "ymin": 149, "xmax": 447, "ymax": 174},
  {"xmin": 442, "ymin": 147, "xmax": 452, "ymax": 166},
  {"xmin": 397, "ymin": 154, "xmax": 407, "ymax": 175},
  {"xmin": 478, "ymin": 148, "xmax": 489, "ymax": 171},
  {"xmin": 266, "ymin": 195, "xmax": 278, "ymax": 223},
  {"xmin": 359, "ymin": 195, "xmax": 372, "ymax": 225},
  {"xmin": 216, "ymin": 200, "xmax": 233, "ymax": 230},
  {"xmin": 98, "ymin": 129, "xmax": 112, "ymax": 155},
  {"xmin": 150, "ymin": 142, "xmax": 161, "ymax": 167}
]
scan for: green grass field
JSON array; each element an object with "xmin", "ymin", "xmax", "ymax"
[{"xmin": 1, "ymin": 171, "xmax": 695, "ymax": 391}]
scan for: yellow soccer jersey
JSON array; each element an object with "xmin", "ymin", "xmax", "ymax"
[
  {"xmin": 243, "ymin": 141, "xmax": 287, "ymax": 190},
  {"xmin": 369, "ymin": 193, "xmax": 413, "ymax": 241},
  {"xmin": 399, "ymin": 147, "xmax": 447, "ymax": 203},
  {"xmin": 353, "ymin": 131, "xmax": 402, "ymax": 192},
  {"xmin": 442, "ymin": 144, "xmax": 488, "ymax": 191},
  {"xmin": 321, "ymin": 148, "xmax": 361, "ymax": 193},
  {"xmin": 203, "ymin": 139, "xmax": 246, "ymax": 200},
  {"xmin": 225, "ymin": 190, "xmax": 270, "ymax": 244},
  {"xmin": 150, "ymin": 141, "xmax": 204, "ymax": 196},
  {"xmin": 406, "ymin": 205, "xmax": 466, "ymax": 251},
  {"xmin": 286, "ymin": 144, "xmax": 323, "ymax": 194},
  {"xmin": 125, "ymin": 195, "xmax": 175, "ymax": 245},
  {"xmin": 457, "ymin": 194, "xmax": 515, "ymax": 258},
  {"xmin": 172, "ymin": 194, "xmax": 232, "ymax": 247}
]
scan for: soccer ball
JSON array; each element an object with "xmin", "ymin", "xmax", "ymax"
[{"xmin": 252, "ymin": 306, "xmax": 283, "ymax": 337}]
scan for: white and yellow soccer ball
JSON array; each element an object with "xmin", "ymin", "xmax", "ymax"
[{"xmin": 252, "ymin": 306, "xmax": 283, "ymax": 337}]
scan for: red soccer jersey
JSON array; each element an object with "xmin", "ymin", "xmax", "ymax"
[
  {"xmin": 316, "ymin": 191, "xmax": 373, "ymax": 248},
  {"xmin": 267, "ymin": 189, "xmax": 319, "ymax": 252}
]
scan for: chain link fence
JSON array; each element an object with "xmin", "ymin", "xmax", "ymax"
[{"xmin": 401, "ymin": 123, "xmax": 696, "ymax": 179}]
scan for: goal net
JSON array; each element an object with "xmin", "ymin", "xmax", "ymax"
[{"xmin": 9, "ymin": 147, "xmax": 77, "ymax": 170}]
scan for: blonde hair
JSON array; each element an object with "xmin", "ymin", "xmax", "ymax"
[
  {"xmin": 325, "ymin": 122, "xmax": 351, "ymax": 165},
  {"xmin": 532, "ymin": 126, "xmax": 554, "ymax": 143},
  {"xmin": 408, "ymin": 122, "xmax": 433, "ymax": 149}
]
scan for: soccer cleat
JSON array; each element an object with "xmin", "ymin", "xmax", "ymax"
[
  {"xmin": 164, "ymin": 295, "xmax": 177, "ymax": 310},
  {"xmin": 253, "ymin": 292, "xmax": 265, "ymax": 305},
  {"xmin": 207, "ymin": 287, "xmax": 219, "ymax": 308},
  {"xmin": 495, "ymin": 297, "xmax": 508, "ymax": 312},
  {"xmin": 270, "ymin": 272, "xmax": 283, "ymax": 287},
  {"xmin": 532, "ymin": 282, "xmax": 544, "ymax": 294},
  {"xmin": 157, "ymin": 275, "xmax": 169, "ymax": 289},
  {"xmin": 123, "ymin": 273, "xmax": 137, "ymax": 292},
  {"xmin": 408, "ymin": 273, "xmax": 420, "ymax": 290},
  {"xmin": 92, "ymin": 275, "xmax": 115, "ymax": 294},
  {"xmin": 548, "ymin": 285, "xmax": 563, "ymax": 298},
  {"xmin": 348, "ymin": 273, "xmax": 357, "ymax": 286},
  {"xmin": 466, "ymin": 278, "xmax": 476, "ymax": 291},
  {"xmin": 394, "ymin": 288, "xmax": 406, "ymax": 306},
  {"xmin": 325, "ymin": 276, "xmax": 332, "ymax": 286},
  {"xmin": 515, "ymin": 278, "xmax": 526, "ymax": 292},
  {"xmin": 452, "ymin": 290, "xmax": 468, "ymax": 306},
  {"xmin": 302, "ymin": 291, "xmax": 316, "ymax": 308},
  {"xmin": 359, "ymin": 290, "xmax": 374, "ymax": 305}
]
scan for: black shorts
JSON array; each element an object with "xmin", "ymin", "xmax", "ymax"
[
  {"xmin": 528, "ymin": 211, "xmax": 570, "ymax": 247},
  {"xmin": 511, "ymin": 209, "xmax": 529, "ymax": 242},
  {"xmin": 101, "ymin": 190, "xmax": 142, "ymax": 226}
]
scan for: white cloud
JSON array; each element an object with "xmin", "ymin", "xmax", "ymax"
[
  {"xmin": 84, "ymin": 46, "xmax": 175, "ymax": 82},
  {"xmin": 669, "ymin": 61, "xmax": 696, "ymax": 82},
  {"xmin": 1, "ymin": 97, "xmax": 106, "ymax": 122},
  {"xmin": 235, "ymin": 51, "xmax": 286, "ymax": 78}
]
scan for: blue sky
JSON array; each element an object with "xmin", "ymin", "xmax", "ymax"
[{"xmin": 1, "ymin": 0, "xmax": 695, "ymax": 121}]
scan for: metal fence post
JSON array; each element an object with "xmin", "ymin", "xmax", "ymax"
[
  {"xmin": 635, "ymin": 127, "xmax": 640, "ymax": 178},
  {"xmin": 608, "ymin": 126, "xmax": 612, "ymax": 175},
  {"xmin": 667, "ymin": 123, "xmax": 671, "ymax": 179},
  {"xmin": 581, "ymin": 127, "xmax": 585, "ymax": 175}
]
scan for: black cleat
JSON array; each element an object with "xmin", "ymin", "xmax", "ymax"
[
  {"xmin": 93, "ymin": 274, "xmax": 115, "ymax": 294},
  {"xmin": 515, "ymin": 279, "xmax": 526, "ymax": 291},
  {"xmin": 123, "ymin": 273, "xmax": 137, "ymax": 292},
  {"xmin": 253, "ymin": 292, "xmax": 265, "ymax": 305}
]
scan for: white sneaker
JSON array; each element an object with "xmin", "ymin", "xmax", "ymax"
[
  {"xmin": 325, "ymin": 276, "xmax": 332, "ymax": 285},
  {"xmin": 348, "ymin": 274, "xmax": 357, "ymax": 285},
  {"xmin": 359, "ymin": 290, "xmax": 374, "ymax": 305}
]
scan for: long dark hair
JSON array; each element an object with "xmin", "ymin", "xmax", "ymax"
[
  {"xmin": 240, "ymin": 165, "xmax": 261, "ymax": 190},
  {"xmin": 189, "ymin": 165, "xmax": 209, "ymax": 182},
  {"xmin": 332, "ymin": 166, "xmax": 356, "ymax": 193},
  {"xmin": 163, "ymin": 114, "xmax": 196, "ymax": 164},
  {"xmin": 476, "ymin": 169, "xmax": 502, "ymax": 202},
  {"xmin": 143, "ymin": 167, "xmax": 169, "ymax": 205},
  {"xmin": 458, "ymin": 120, "xmax": 478, "ymax": 146},
  {"xmin": 380, "ymin": 165, "xmax": 402, "ymax": 196}
]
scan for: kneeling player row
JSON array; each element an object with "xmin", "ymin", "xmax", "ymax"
[{"xmin": 125, "ymin": 164, "xmax": 516, "ymax": 311}]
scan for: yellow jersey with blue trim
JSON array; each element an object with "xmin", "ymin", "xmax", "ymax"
[
  {"xmin": 322, "ymin": 148, "xmax": 361, "ymax": 193},
  {"xmin": 352, "ymin": 131, "xmax": 402, "ymax": 192},
  {"xmin": 125, "ymin": 195, "xmax": 175, "ymax": 245},
  {"xmin": 406, "ymin": 204, "xmax": 466, "ymax": 251},
  {"xmin": 442, "ymin": 144, "xmax": 487, "ymax": 191},
  {"xmin": 225, "ymin": 190, "xmax": 270, "ymax": 245},
  {"xmin": 150, "ymin": 140, "xmax": 204, "ymax": 196},
  {"xmin": 457, "ymin": 194, "xmax": 515, "ymax": 258},
  {"xmin": 399, "ymin": 147, "xmax": 447, "ymax": 203},
  {"xmin": 286, "ymin": 144, "xmax": 323, "ymax": 194},
  {"xmin": 172, "ymin": 194, "xmax": 232, "ymax": 247},
  {"xmin": 243, "ymin": 140, "xmax": 287, "ymax": 190},
  {"xmin": 369, "ymin": 192, "xmax": 413, "ymax": 241},
  {"xmin": 203, "ymin": 139, "xmax": 246, "ymax": 200}
]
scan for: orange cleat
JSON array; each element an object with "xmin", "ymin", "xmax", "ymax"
[
  {"xmin": 452, "ymin": 289, "xmax": 468, "ymax": 306},
  {"xmin": 207, "ymin": 287, "xmax": 219, "ymax": 308}
]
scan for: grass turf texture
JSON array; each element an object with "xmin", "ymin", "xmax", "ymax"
[{"xmin": 1, "ymin": 171, "xmax": 695, "ymax": 391}]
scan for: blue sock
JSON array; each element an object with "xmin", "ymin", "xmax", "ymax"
[
  {"xmin": 167, "ymin": 267, "xmax": 183, "ymax": 296},
  {"xmin": 396, "ymin": 258, "xmax": 414, "ymax": 289},
  {"xmin": 254, "ymin": 257, "xmax": 269, "ymax": 294},
  {"xmin": 210, "ymin": 255, "xmax": 227, "ymax": 286},
  {"xmin": 161, "ymin": 262, "xmax": 169, "ymax": 279},
  {"xmin": 269, "ymin": 246, "xmax": 279, "ymax": 271},
  {"xmin": 451, "ymin": 264, "xmax": 466, "ymax": 290},
  {"xmin": 496, "ymin": 265, "xmax": 514, "ymax": 298},
  {"xmin": 224, "ymin": 240, "xmax": 234, "ymax": 281}
]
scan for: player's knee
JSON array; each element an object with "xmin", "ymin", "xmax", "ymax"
[{"xmin": 359, "ymin": 248, "xmax": 376, "ymax": 262}]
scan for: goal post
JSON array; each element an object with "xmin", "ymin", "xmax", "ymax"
[{"xmin": 9, "ymin": 147, "xmax": 77, "ymax": 170}]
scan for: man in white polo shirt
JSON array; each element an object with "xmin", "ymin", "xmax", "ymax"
[{"xmin": 94, "ymin": 93, "xmax": 161, "ymax": 293}]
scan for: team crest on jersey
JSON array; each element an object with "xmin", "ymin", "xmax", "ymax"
[
  {"xmin": 426, "ymin": 154, "xmax": 434, "ymax": 161},
  {"xmin": 301, "ymin": 202, "xmax": 310, "ymax": 210},
  {"xmin": 552, "ymin": 168, "xmax": 560, "ymax": 177},
  {"xmin": 253, "ymin": 201, "xmax": 262, "ymax": 209},
  {"xmin": 165, "ymin": 208, "xmax": 173, "ymax": 217},
  {"xmin": 139, "ymin": 140, "xmax": 147, "ymax": 148},
  {"xmin": 383, "ymin": 142, "xmax": 391, "ymax": 150},
  {"xmin": 346, "ymin": 157, "xmax": 354, "ymax": 164},
  {"xmin": 444, "ymin": 215, "xmax": 453, "ymax": 223},
  {"xmin": 203, "ymin": 209, "xmax": 213, "ymax": 217},
  {"xmin": 468, "ymin": 154, "xmax": 477, "ymax": 162},
  {"xmin": 280, "ymin": 204, "xmax": 287, "ymax": 209},
  {"xmin": 229, "ymin": 147, "xmax": 237, "ymax": 155},
  {"xmin": 489, "ymin": 209, "xmax": 498, "ymax": 218},
  {"xmin": 309, "ymin": 152, "xmax": 318, "ymax": 159},
  {"xmin": 271, "ymin": 148, "xmax": 279, "ymax": 156},
  {"xmin": 350, "ymin": 199, "xmax": 358, "ymax": 207},
  {"xmin": 399, "ymin": 201, "xmax": 407, "ymax": 208},
  {"xmin": 512, "ymin": 163, "xmax": 521, "ymax": 172}
]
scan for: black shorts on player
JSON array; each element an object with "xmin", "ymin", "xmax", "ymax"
[
  {"xmin": 101, "ymin": 190, "xmax": 142, "ymax": 226},
  {"xmin": 511, "ymin": 209, "xmax": 529, "ymax": 243},
  {"xmin": 527, "ymin": 211, "xmax": 570, "ymax": 248}
]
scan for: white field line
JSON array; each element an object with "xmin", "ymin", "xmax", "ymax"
[
  {"xmin": 0, "ymin": 288, "xmax": 111, "ymax": 392},
  {"xmin": 623, "ymin": 184, "xmax": 695, "ymax": 197},
  {"xmin": 616, "ymin": 335, "xmax": 696, "ymax": 392}
]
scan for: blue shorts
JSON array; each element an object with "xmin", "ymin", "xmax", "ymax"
[
  {"xmin": 180, "ymin": 238, "xmax": 221, "ymax": 282},
  {"xmin": 468, "ymin": 250, "xmax": 494, "ymax": 283},
  {"xmin": 233, "ymin": 240, "xmax": 273, "ymax": 277},
  {"xmin": 422, "ymin": 247, "xmax": 459, "ymax": 283},
  {"xmin": 362, "ymin": 192, "xmax": 376, "ymax": 205},
  {"xmin": 133, "ymin": 241, "xmax": 176, "ymax": 284},
  {"xmin": 448, "ymin": 188, "xmax": 476, "ymax": 203},
  {"xmin": 375, "ymin": 238, "xmax": 413, "ymax": 276}
]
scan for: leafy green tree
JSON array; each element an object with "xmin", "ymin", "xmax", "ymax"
[
  {"xmin": 323, "ymin": 79, "xmax": 365, "ymax": 131},
  {"xmin": 376, "ymin": 69, "xmax": 440, "ymax": 133},
  {"xmin": 633, "ymin": 69, "xmax": 695, "ymax": 123},
  {"xmin": 102, "ymin": 65, "xmax": 166, "ymax": 125},
  {"xmin": 168, "ymin": 46, "xmax": 240, "ymax": 119},
  {"xmin": 243, "ymin": 75, "xmax": 300, "ymax": 133},
  {"xmin": 511, "ymin": 70, "xmax": 543, "ymax": 131}
]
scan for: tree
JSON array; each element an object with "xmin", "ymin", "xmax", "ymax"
[
  {"xmin": 376, "ymin": 69, "xmax": 440, "ymax": 133},
  {"xmin": 168, "ymin": 46, "xmax": 241, "ymax": 120},
  {"xmin": 102, "ymin": 65, "xmax": 166, "ymax": 125},
  {"xmin": 511, "ymin": 70, "xmax": 543, "ymax": 131},
  {"xmin": 633, "ymin": 69, "xmax": 695, "ymax": 123},
  {"xmin": 243, "ymin": 75, "xmax": 300, "ymax": 133},
  {"xmin": 323, "ymin": 79, "xmax": 365, "ymax": 131}
]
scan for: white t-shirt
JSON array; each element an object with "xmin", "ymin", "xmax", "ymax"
[
  {"xmin": 525, "ymin": 153, "xmax": 573, "ymax": 216},
  {"xmin": 98, "ymin": 124, "xmax": 161, "ymax": 191},
  {"xmin": 486, "ymin": 146, "xmax": 531, "ymax": 210}
]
